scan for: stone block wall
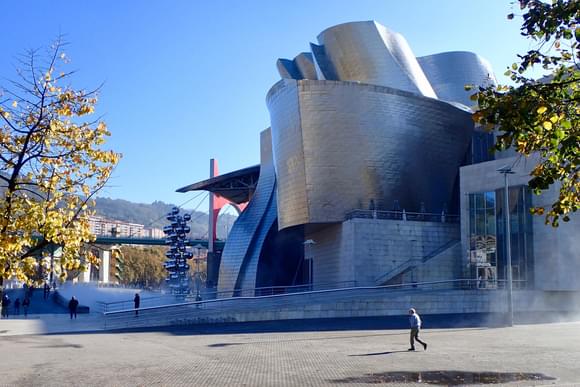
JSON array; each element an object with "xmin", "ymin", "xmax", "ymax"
[
  {"xmin": 307, "ymin": 218, "xmax": 460, "ymax": 287},
  {"xmin": 158, "ymin": 289, "xmax": 580, "ymax": 328}
]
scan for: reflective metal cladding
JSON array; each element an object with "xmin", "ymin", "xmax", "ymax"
[
  {"xmin": 267, "ymin": 79, "xmax": 473, "ymax": 230},
  {"xmin": 417, "ymin": 51, "xmax": 497, "ymax": 107},
  {"xmin": 265, "ymin": 20, "xmax": 495, "ymax": 230},
  {"xmin": 217, "ymin": 129, "xmax": 278, "ymax": 295},
  {"xmin": 316, "ymin": 21, "xmax": 437, "ymax": 98},
  {"xmin": 215, "ymin": 20, "xmax": 496, "ymax": 294}
]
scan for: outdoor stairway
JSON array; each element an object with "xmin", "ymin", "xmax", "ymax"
[{"xmin": 374, "ymin": 239, "xmax": 461, "ymax": 286}]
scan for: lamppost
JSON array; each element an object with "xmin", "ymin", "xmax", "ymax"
[
  {"xmin": 192, "ymin": 244, "xmax": 205, "ymax": 301},
  {"xmin": 303, "ymin": 239, "xmax": 316, "ymax": 290},
  {"xmin": 498, "ymin": 166, "xmax": 515, "ymax": 327}
]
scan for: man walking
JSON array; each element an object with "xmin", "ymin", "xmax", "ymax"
[
  {"xmin": 1, "ymin": 294, "xmax": 10, "ymax": 318},
  {"xmin": 408, "ymin": 308, "xmax": 427, "ymax": 351},
  {"xmin": 134, "ymin": 293, "xmax": 140, "ymax": 316},
  {"xmin": 68, "ymin": 296, "xmax": 79, "ymax": 319},
  {"xmin": 43, "ymin": 283, "xmax": 50, "ymax": 300},
  {"xmin": 22, "ymin": 297, "xmax": 30, "ymax": 318}
]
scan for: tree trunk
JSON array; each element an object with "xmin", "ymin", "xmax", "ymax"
[{"xmin": 0, "ymin": 277, "xmax": 3, "ymax": 318}]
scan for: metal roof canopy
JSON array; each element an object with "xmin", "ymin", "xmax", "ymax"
[{"xmin": 176, "ymin": 165, "xmax": 260, "ymax": 204}]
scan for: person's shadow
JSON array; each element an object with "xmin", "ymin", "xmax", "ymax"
[{"xmin": 349, "ymin": 350, "xmax": 410, "ymax": 357}]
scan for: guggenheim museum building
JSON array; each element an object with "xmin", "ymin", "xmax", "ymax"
[{"xmin": 179, "ymin": 21, "xmax": 579, "ymax": 314}]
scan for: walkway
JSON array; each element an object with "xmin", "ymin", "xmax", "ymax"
[
  {"xmin": 3, "ymin": 288, "xmax": 68, "ymax": 316},
  {"xmin": 0, "ymin": 321, "xmax": 578, "ymax": 385}
]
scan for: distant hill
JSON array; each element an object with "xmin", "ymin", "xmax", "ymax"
[{"xmin": 94, "ymin": 197, "xmax": 237, "ymax": 240}]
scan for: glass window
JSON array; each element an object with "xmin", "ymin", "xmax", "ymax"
[
  {"xmin": 486, "ymin": 208, "xmax": 496, "ymax": 235},
  {"xmin": 475, "ymin": 193, "xmax": 485, "ymax": 209},
  {"xmin": 493, "ymin": 185, "xmax": 534, "ymax": 288},
  {"xmin": 476, "ymin": 209, "xmax": 486, "ymax": 235},
  {"xmin": 485, "ymin": 191, "xmax": 495, "ymax": 209}
]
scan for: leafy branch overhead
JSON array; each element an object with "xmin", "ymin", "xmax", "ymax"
[
  {"xmin": 0, "ymin": 38, "xmax": 121, "ymax": 283},
  {"xmin": 470, "ymin": 0, "xmax": 579, "ymax": 226}
]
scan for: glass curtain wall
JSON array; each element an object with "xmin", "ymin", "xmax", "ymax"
[
  {"xmin": 496, "ymin": 186, "xmax": 534, "ymax": 288},
  {"xmin": 468, "ymin": 186, "xmax": 533, "ymax": 288}
]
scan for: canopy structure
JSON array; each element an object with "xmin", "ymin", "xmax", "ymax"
[{"xmin": 176, "ymin": 165, "xmax": 260, "ymax": 204}]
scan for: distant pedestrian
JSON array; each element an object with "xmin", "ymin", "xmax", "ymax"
[
  {"xmin": 22, "ymin": 297, "xmax": 30, "ymax": 318},
  {"xmin": 408, "ymin": 308, "xmax": 427, "ymax": 351},
  {"xmin": 43, "ymin": 283, "xmax": 50, "ymax": 300},
  {"xmin": 14, "ymin": 298, "xmax": 21, "ymax": 315},
  {"xmin": 68, "ymin": 296, "xmax": 79, "ymax": 319},
  {"xmin": 1, "ymin": 294, "xmax": 10, "ymax": 318},
  {"xmin": 134, "ymin": 293, "xmax": 140, "ymax": 316}
]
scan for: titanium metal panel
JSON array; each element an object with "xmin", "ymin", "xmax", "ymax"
[
  {"xmin": 266, "ymin": 80, "xmax": 310, "ymax": 228},
  {"xmin": 418, "ymin": 51, "xmax": 497, "ymax": 107},
  {"xmin": 217, "ymin": 129, "xmax": 278, "ymax": 296},
  {"xmin": 293, "ymin": 53, "xmax": 318, "ymax": 80},
  {"xmin": 277, "ymin": 59, "xmax": 302, "ymax": 80},
  {"xmin": 310, "ymin": 43, "xmax": 338, "ymax": 80},
  {"xmin": 317, "ymin": 21, "xmax": 437, "ymax": 98},
  {"xmin": 267, "ymin": 79, "xmax": 474, "ymax": 230}
]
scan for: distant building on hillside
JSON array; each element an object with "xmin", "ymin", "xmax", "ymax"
[
  {"xmin": 143, "ymin": 227, "xmax": 165, "ymax": 239},
  {"xmin": 89, "ymin": 215, "xmax": 145, "ymax": 238}
]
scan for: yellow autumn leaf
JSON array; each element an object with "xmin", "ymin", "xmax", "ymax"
[
  {"xmin": 11, "ymin": 101, "xmax": 18, "ymax": 108},
  {"xmin": 537, "ymin": 106, "xmax": 547, "ymax": 114},
  {"xmin": 543, "ymin": 121, "xmax": 553, "ymax": 130}
]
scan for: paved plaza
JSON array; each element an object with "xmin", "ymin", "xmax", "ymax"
[{"xmin": 0, "ymin": 319, "xmax": 579, "ymax": 386}]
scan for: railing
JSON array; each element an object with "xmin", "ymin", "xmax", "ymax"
[
  {"xmin": 95, "ymin": 295, "xmax": 176, "ymax": 313},
  {"xmin": 95, "ymin": 281, "xmax": 357, "ymax": 313},
  {"xmin": 374, "ymin": 259, "xmax": 422, "ymax": 286},
  {"xmin": 211, "ymin": 281, "xmax": 358, "ymax": 298},
  {"xmin": 374, "ymin": 240, "xmax": 461, "ymax": 286},
  {"xmin": 345, "ymin": 209, "xmax": 459, "ymax": 223},
  {"xmin": 102, "ymin": 279, "xmax": 527, "ymax": 330}
]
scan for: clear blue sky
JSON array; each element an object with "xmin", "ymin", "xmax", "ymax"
[{"xmin": 1, "ymin": 1, "xmax": 534, "ymax": 209}]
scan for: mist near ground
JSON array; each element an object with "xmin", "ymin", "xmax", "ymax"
[{"xmin": 58, "ymin": 283, "xmax": 177, "ymax": 312}]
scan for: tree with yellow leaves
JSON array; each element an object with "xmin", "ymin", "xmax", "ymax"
[
  {"xmin": 0, "ymin": 38, "xmax": 121, "ymax": 293},
  {"xmin": 471, "ymin": 0, "xmax": 578, "ymax": 226}
]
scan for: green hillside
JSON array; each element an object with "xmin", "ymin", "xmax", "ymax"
[{"xmin": 94, "ymin": 197, "xmax": 237, "ymax": 239}]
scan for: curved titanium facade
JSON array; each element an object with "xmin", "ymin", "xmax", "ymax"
[
  {"xmin": 217, "ymin": 129, "xmax": 278, "ymax": 296},
  {"xmin": 316, "ymin": 21, "xmax": 437, "ymax": 98},
  {"xmin": 267, "ymin": 79, "xmax": 474, "ymax": 230},
  {"xmin": 277, "ymin": 53, "xmax": 318, "ymax": 80},
  {"xmin": 417, "ymin": 51, "xmax": 496, "ymax": 107},
  {"xmin": 215, "ymin": 20, "xmax": 496, "ymax": 296}
]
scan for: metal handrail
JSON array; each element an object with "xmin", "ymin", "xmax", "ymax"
[
  {"xmin": 345, "ymin": 209, "xmax": 459, "ymax": 223},
  {"xmin": 104, "ymin": 278, "xmax": 524, "ymax": 316},
  {"xmin": 102, "ymin": 278, "xmax": 527, "ymax": 330},
  {"xmin": 374, "ymin": 259, "xmax": 422, "ymax": 286},
  {"xmin": 96, "ymin": 295, "xmax": 176, "ymax": 313},
  {"xmin": 374, "ymin": 239, "xmax": 461, "ymax": 285},
  {"xmin": 96, "ymin": 281, "xmax": 357, "ymax": 313}
]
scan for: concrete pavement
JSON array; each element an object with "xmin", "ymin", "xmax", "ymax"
[{"xmin": 0, "ymin": 320, "xmax": 579, "ymax": 386}]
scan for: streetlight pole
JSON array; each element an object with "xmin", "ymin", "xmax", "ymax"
[
  {"xmin": 193, "ymin": 244, "xmax": 204, "ymax": 301},
  {"xmin": 498, "ymin": 166, "xmax": 515, "ymax": 327},
  {"xmin": 303, "ymin": 239, "xmax": 316, "ymax": 291}
]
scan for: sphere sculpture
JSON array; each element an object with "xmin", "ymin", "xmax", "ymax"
[{"xmin": 163, "ymin": 207, "xmax": 193, "ymax": 296}]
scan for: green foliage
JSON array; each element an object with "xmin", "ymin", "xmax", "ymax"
[
  {"xmin": 118, "ymin": 246, "xmax": 167, "ymax": 287},
  {"xmin": 0, "ymin": 39, "xmax": 120, "ymax": 283},
  {"xmin": 472, "ymin": 0, "xmax": 579, "ymax": 226}
]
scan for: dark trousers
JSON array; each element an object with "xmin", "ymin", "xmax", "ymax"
[
  {"xmin": 410, "ymin": 327, "xmax": 426, "ymax": 349},
  {"xmin": 70, "ymin": 310, "xmax": 77, "ymax": 319}
]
